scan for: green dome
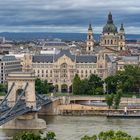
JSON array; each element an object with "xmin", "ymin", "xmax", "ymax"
[{"xmin": 103, "ymin": 12, "xmax": 118, "ymax": 33}]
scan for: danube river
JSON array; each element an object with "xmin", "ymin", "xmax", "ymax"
[
  {"xmin": 0, "ymin": 116, "xmax": 140, "ymax": 140},
  {"xmin": 45, "ymin": 116, "xmax": 140, "ymax": 140}
]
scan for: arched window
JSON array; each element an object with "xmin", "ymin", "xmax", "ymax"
[
  {"xmin": 105, "ymin": 40, "xmax": 106, "ymax": 44},
  {"xmin": 89, "ymin": 35, "xmax": 91, "ymax": 40},
  {"xmin": 108, "ymin": 40, "xmax": 110, "ymax": 44},
  {"xmin": 90, "ymin": 70, "xmax": 92, "ymax": 73},
  {"xmin": 111, "ymin": 40, "xmax": 113, "ymax": 44}
]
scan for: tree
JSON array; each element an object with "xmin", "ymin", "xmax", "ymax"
[
  {"xmin": 35, "ymin": 78, "xmax": 44, "ymax": 94},
  {"xmin": 79, "ymin": 79, "xmax": 89, "ymax": 95},
  {"xmin": 105, "ymin": 94, "xmax": 114, "ymax": 109},
  {"xmin": 35, "ymin": 79, "xmax": 50, "ymax": 94},
  {"xmin": 0, "ymin": 83, "xmax": 7, "ymax": 93},
  {"xmin": 81, "ymin": 130, "xmax": 139, "ymax": 140},
  {"xmin": 113, "ymin": 92, "xmax": 122, "ymax": 109},
  {"xmin": 72, "ymin": 74, "xmax": 81, "ymax": 95},
  {"xmin": 118, "ymin": 65, "xmax": 140, "ymax": 93},
  {"xmin": 88, "ymin": 74, "xmax": 103, "ymax": 95},
  {"xmin": 13, "ymin": 131, "xmax": 56, "ymax": 140},
  {"xmin": 43, "ymin": 80, "xmax": 49, "ymax": 94},
  {"xmin": 105, "ymin": 75, "xmax": 119, "ymax": 94}
]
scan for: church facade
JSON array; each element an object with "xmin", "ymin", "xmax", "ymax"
[
  {"xmin": 100, "ymin": 12, "xmax": 125, "ymax": 51},
  {"xmin": 86, "ymin": 12, "xmax": 126, "ymax": 52}
]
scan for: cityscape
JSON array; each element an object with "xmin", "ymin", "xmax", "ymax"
[{"xmin": 0, "ymin": 0, "xmax": 140, "ymax": 140}]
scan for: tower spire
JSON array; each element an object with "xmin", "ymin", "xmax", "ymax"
[
  {"xmin": 107, "ymin": 12, "xmax": 113, "ymax": 24},
  {"xmin": 88, "ymin": 23, "xmax": 92, "ymax": 31},
  {"xmin": 120, "ymin": 23, "xmax": 124, "ymax": 31}
]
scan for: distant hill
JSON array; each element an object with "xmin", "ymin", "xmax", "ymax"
[{"xmin": 0, "ymin": 32, "xmax": 139, "ymax": 41}]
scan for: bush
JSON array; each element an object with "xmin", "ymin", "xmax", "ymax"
[{"xmin": 81, "ymin": 130, "xmax": 140, "ymax": 140}]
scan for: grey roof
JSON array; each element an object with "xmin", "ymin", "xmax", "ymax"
[
  {"xmin": 33, "ymin": 55, "xmax": 53, "ymax": 63},
  {"xmin": 54, "ymin": 49, "xmax": 75, "ymax": 61},
  {"xmin": 0, "ymin": 55, "xmax": 17, "ymax": 61},
  {"xmin": 106, "ymin": 55, "xmax": 116, "ymax": 62},
  {"xmin": 33, "ymin": 49, "xmax": 97, "ymax": 63},
  {"xmin": 76, "ymin": 55, "xmax": 97, "ymax": 63},
  {"xmin": 122, "ymin": 56, "xmax": 139, "ymax": 62}
]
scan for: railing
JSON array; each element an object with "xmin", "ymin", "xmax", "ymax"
[{"xmin": 0, "ymin": 91, "xmax": 52, "ymax": 126}]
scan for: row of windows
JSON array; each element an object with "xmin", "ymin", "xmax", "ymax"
[
  {"xmin": 5, "ymin": 62, "xmax": 20, "ymax": 65},
  {"xmin": 37, "ymin": 74, "xmax": 52, "ymax": 77},
  {"xmin": 36, "ymin": 70, "xmax": 53, "ymax": 73},
  {"xmin": 104, "ymin": 39, "xmax": 117, "ymax": 45},
  {"xmin": 76, "ymin": 65, "xmax": 96, "ymax": 68},
  {"xmin": 35, "ymin": 69, "xmax": 96, "ymax": 75},
  {"xmin": 33, "ymin": 64, "xmax": 53, "ymax": 68},
  {"xmin": 77, "ymin": 70, "xmax": 96, "ymax": 74},
  {"xmin": 33, "ymin": 64, "xmax": 96, "ymax": 69}
]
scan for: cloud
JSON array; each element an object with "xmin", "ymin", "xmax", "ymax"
[{"xmin": 0, "ymin": 0, "xmax": 139, "ymax": 33}]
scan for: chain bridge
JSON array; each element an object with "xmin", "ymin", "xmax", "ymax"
[{"xmin": 0, "ymin": 71, "xmax": 53, "ymax": 129}]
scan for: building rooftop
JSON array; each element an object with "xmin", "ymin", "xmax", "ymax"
[
  {"xmin": 33, "ymin": 49, "xmax": 97, "ymax": 63},
  {"xmin": 0, "ymin": 55, "xmax": 17, "ymax": 61}
]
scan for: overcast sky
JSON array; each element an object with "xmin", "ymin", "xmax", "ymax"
[{"xmin": 0, "ymin": 0, "xmax": 140, "ymax": 34}]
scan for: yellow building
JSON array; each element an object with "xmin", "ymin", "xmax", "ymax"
[{"xmin": 22, "ymin": 49, "xmax": 113, "ymax": 92}]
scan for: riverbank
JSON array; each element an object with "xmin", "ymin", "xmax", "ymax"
[{"xmin": 56, "ymin": 104, "xmax": 140, "ymax": 116}]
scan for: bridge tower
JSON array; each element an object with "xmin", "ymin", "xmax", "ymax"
[
  {"xmin": 2, "ymin": 71, "xmax": 46, "ymax": 129},
  {"xmin": 7, "ymin": 72, "xmax": 36, "ymax": 108}
]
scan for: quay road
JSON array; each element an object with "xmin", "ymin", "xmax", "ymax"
[
  {"xmin": 1, "ymin": 95, "xmax": 140, "ymax": 106},
  {"xmin": 68, "ymin": 96, "xmax": 140, "ymax": 104}
]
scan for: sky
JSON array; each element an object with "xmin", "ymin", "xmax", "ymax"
[{"xmin": 0, "ymin": 0, "xmax": 140, "ymax": 34}]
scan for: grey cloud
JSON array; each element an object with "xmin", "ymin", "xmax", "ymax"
[{"xmin": 0, "ymin": 0, "xmax": 139, "ymax": 33}]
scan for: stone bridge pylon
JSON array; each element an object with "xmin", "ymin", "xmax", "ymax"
[{"xmin": 1, "ymin": 71, "xmax": 46, "ymax": 129}]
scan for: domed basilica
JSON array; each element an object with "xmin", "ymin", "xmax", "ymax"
[
  {"xmin": 86, "ymin": 12, "xmax": 126, "ymax": 53},
  {"xmin": 100, "ymin": 12, "xmax": 125, "ymax": 51}
]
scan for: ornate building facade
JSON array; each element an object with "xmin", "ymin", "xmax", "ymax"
[
  {"xmin": 100, "ymin": 12, "xmax": 126, "ymax": 51},
  {"xmin": 23, "ymin": 49, "xmax": 113, "ymax": 92}
]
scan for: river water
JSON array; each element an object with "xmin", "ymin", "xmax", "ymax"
[{"xmin": 0, "ymin": 116, "xmax": 140, "ymax": 140}]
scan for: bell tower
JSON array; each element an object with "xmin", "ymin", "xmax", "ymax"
[
  {"xmin": 86, "ymin": 24, "xmax": 94, "ymax": 53},
  {"xmin": 118, "ymin": 23, "xmax": 126, "ymax": 51}
]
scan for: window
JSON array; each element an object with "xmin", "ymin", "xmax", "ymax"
[
  {"xmin": 90, "ymin": 70, "xmax": 92, "ymax": 73},
  {"xmin": 89, "ymin": 35, "xmax": 91, "ymax": 40},
  {"xmin": 108, "ymin": 40, "xmax": 109, "ymax": 44}
]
